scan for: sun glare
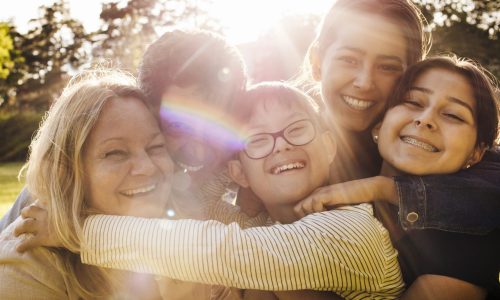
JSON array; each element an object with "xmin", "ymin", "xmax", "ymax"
[{"xmin": 210, "ymin": 0, "xmax": 332, "ymax": 44}]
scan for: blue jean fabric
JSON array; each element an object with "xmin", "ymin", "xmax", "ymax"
[{"xmin": 394, "ymin": 149, "xmax": 500, "ymax": 234}]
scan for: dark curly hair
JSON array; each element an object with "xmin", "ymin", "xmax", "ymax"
[{"xmin": 138, "ymin": 29, "xmax": 247, "ymax": 111}]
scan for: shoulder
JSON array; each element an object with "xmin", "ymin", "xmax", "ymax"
[
  {"xmin": 298, "ymin": 204, "xmax": 391, "ymax": 244},
  {"xmin": 0, "ymin": 217, "xmax": 70, "ymax": 299}
]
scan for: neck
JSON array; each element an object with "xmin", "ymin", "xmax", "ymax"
[
  {"xmin": 329, "ymin": 126, "xmax": 382, "ymax": 183},
  {"xmin": 265, "ymin": 203, "xmax": 299, "ymax": 224},
  {"xmin": 379, "ymin": 161, "xmax": 404, "ymax": 177}
]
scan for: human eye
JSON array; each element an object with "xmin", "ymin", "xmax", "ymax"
[
  {"xmin": 335, "ymin": 55, "xmax": 358, "ymax": 66},
  {"xmin": 104, "ymin": 149, "xmax": 128, "ymax": 160},
  {"xmin": 443, "ymin": 113, "xmax": 465, "ymax": 122},
  {"xmin": 246, "ymin": 135, "xmax": 269, "ymax": 147},
  {"xmin": 402, "ymin": 94, "xmax": 424, "ymax": 108},
  {"xmin": 148, "ymin": 143, "xmax": 168, "ymax": 155},
  {"xmin": 378, "ymin": 63, "xmax": 404, "ymax": 73},
  {"xmin": 287, "ymin": 123, "xmax": 308, "ymax": 136},
  {"xmin": 403, "ymin": 99, "xmax": 422, "ymax": 107}
]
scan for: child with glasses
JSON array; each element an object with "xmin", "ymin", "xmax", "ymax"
[{"xmin": 77, "ymin": 82, "xmax": 406, "ymax": 299}]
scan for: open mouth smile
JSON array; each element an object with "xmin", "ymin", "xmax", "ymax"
[
  {"xmin": 342, "ymin": 95, "xmax": 375, "ymax": 111},
  {"xmin": 271, "ymin": 161, "xmax": 306, "ymax": 175},
  {"xmin": 401, "ymin": 136, "xmax": 439, "ymax": 152},
  {"xmin": 176, "ymin": 161, "xmax": 204, "ymax": 172},
  {"xmin": 121, "ymin": 184, "xmax": 157, "ymax": 197}
]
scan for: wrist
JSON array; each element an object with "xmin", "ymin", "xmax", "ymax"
[{"xmin": 373, "ymin": 176, "xmax": 398, "ymax": 205}]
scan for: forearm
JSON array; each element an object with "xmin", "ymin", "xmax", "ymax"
[{"xmin": 81, "ymin": 206, "xmax": 403, "ymax": 296}]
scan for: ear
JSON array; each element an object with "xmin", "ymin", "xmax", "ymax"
[
  {"xmin": 228, "ymin": 159, "xmax": 250, "ymax": 188},
  {"xmin": 320, "ymin": 130, "xmax": 337, "ymax": 164},
  {"xmin": 371, "ymin": 122, "xmax": 382, "ymax": 144},
  {"xmin": 463, "ymin": 144, "xmax": 487, "ymax": 169},
  {"xmin": 308, "ymin": 42, "xmax": 322, "ymax": 81}
]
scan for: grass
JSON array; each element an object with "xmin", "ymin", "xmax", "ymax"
[{"xmin": 0, "ymin": 162, "xmax": 25, "ymax": 218}]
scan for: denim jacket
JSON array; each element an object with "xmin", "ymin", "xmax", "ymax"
[{"xmin": 394, "ymin": 149, "xmax": 500, "ymax": 235}]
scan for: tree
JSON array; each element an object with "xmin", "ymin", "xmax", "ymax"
[
  {"xmin": 92, "ymin": 0, "xmax": 221, "ymax": 72},
  {"xmin": 0, "ymin": 1, "xmax": 90, "ymax": 111},
  {"xmin": 0, "ymin": 23, "xmax": 25, "ymax": 108},
  {"xmin": 416, "ymin": 0, "xmax": 500, "ymax": 78}
]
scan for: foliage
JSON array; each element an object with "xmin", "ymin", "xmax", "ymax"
[
  {"xmin": 0, "ymin": 111, "xmax": 43, "ymax": 162},
  {"xmin": 0, "ymin": 23, "xmax": 25, "ymax": 107},
  {"xmin": 0, "ymin": 1, "xmax": 90, "ymax": 111},
  {"xmin": 415, "ymin": 0, "xmax": 500, "ymax": 78},
  {"xmin": 0, "ymin": 23, "xmax": 14, "ymax": 80},
  {"xmin": 91, "ymin": 0, "xmax": 222, "ymax": 72}
]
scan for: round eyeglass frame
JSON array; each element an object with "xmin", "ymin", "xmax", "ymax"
[{"xmin": 243, "ymin": 119, "xmax": 317, "ymax": 160}]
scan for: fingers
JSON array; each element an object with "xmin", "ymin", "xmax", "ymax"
[
  {"xmin": 14, "ymin": 218, "xmax": 38, "ymax": 237},
  {"xmin": 294, "ymin": 196, "xmax": 328, "ymax": 219},
  {"xmin": 16, "ymin": 236, "xmax": 43, "ymax": 253},
  {"xmin": 21, "ymin": 204, "xmax": 46, "ymax": 220}
]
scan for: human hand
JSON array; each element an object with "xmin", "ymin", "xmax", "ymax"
[
  {"xmin": 294, "ymin": 176, "xmax": 397, "ymax": 218},
  {"xmin": 14, "ymin": 200, "xmax": 62, "ymax": 252}
]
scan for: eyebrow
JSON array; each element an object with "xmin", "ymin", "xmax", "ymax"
[
  {"xmin": 409, "ymin": 86, "xmax": 475, "ymax": 114},
  {"xmin": 337, "ymin": 47, "xmax": 405, "ymax": 64},
  {"xmin": 100, "ymin": 132, "xmax": 162, "ymax": 144}
]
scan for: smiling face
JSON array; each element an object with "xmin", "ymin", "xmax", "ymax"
[
  {"xmin": 315, "ymin": 13, "xmax": 407, "ymax": 132},
  {"xmin": 83, "ymin": 97, "xmax": 174, "ymax": 218},
  {"xmin": 230, "ymin": 99, "xmax": 335, "ymax": 217},
  {"xmin": 159, "ymin": 85, "xmax": 236, "ymax": 187},
  {"xmin": 377, "ymin": 68, "xmax": 481, "ymax": 176}
]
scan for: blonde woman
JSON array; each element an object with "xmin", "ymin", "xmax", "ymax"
[{"xmin": 0, "ymin": 70, "xmax": 174, "ymax": 299}]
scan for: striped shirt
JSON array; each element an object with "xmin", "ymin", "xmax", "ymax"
[{"xmin": 81, "ymin": 203, "xmax": 404, "ymax": 299}]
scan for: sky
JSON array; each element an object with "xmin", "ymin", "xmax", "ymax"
[{"xmin": 0, "ymin": 0, "xmax": 333, "ymax": 44}]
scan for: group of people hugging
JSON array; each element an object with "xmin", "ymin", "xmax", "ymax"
[{"xmin": 0, "ymin": 0, "xmax": 498, "ymax": 299}]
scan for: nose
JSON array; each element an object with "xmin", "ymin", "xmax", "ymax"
[
  {"xmin": 353, "ymin": 65, "xmax": 374, "ymax": 91},
  {"xmin": 130, "ymin": 152, "xmax": 156, "ymax": 176},
  {"xmin": 414, "ymin": 110, "xmax": 437, "ymax": 130},
  {"xmin": 273, "ymin": 136, "xmax": 293, "ymax": 154}
]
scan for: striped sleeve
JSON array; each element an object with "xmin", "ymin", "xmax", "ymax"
[{"xmin": 81, "ymin": 204, "xmax": 404, "ymax": 299}]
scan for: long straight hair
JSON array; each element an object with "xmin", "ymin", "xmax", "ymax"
[{"xmin": 22, "ymin": 69, "xmax": 151, "ymax": 298}]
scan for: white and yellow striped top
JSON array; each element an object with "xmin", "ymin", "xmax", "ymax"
[{"xmin": 81, "ymin": 203, "xmax": 404, "ymax": 299}]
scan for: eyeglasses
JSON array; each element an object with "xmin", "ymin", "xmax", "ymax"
[{"xmin": 244, "ymin": 119, "xmax": 316, "ymax": 159}]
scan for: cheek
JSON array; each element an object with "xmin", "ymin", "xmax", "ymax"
[
  {"xmin": 378, "ymin": 76, "xmax": 400, "ymax": 101},
  {"xmin": 157, "ymin": 156, "xmax": 174, "ymax": 177},
  {"xmin": 165, "ymin": 138, "xmax": 182, "ymax": 153},
  {"xmin": 85, "ymin": 164, "xmax": 123, "ymax": 208}
]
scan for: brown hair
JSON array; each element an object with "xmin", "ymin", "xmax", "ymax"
[
  {"xmin": 386, "ymin": 56, "xmax": 499, "ymax": 148},
  {"xmin": 233, "ymin": 82, "xmax": 323, "ymax": 129},
  {"xmin": 139, "ymin": 29, "xmax": 247, "ymax": 111},
  {"xmin": 313, "ymin": 0, "xmax": 429, "ymax": 66}
]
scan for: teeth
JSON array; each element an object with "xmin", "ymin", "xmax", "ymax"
[
  {"xmin": 272, "ymin": 162, "xmax": 305, "ymax": 175},
  {"xmin": 342, "ymin": 96, "xmax": 374, "ymax": 110},
  {"xmin": 401, "ymin": 136, "xmax": 438, "ymax": 152},
  {"xmin": 122, "ymin": 184, "xmax": 156, "ymax": 196},
  {"xmin": 177, "ymin": 162, "xmax": 204, "ymax": 172}
]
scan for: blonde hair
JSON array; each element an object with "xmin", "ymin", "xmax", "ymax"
[{"xmin": 22, "ymin": 69, "xmax": 151, "ymax": 298}]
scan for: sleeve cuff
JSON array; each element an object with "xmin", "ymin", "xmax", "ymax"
[{"xmin": 393, "ymin": 176, "xmax": 426, "ymax": 230}]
